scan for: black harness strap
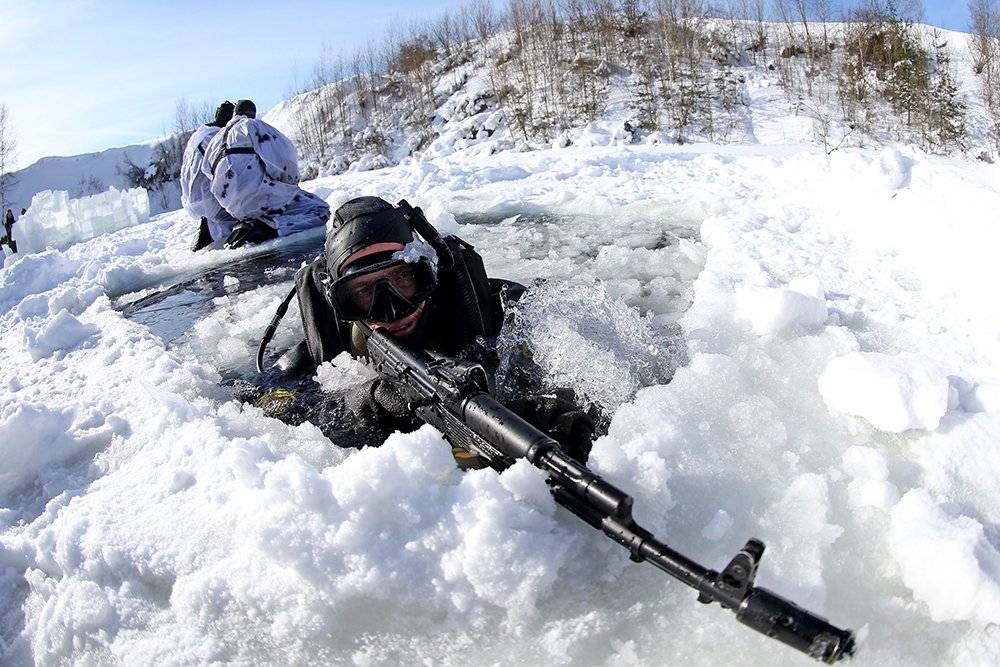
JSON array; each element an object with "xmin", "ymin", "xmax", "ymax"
[{"xmin": 211, "ymin": 145, "xmax": 260, "ymax": 174}]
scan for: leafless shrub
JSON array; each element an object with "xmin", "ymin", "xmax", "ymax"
[{"xmin": 0, "ymin": 105, "xmax": 17, "ymax": 212}]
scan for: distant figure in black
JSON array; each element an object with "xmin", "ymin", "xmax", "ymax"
[{"xmin": 2, "ymin": 209, "xmax": 16, "ymax": 253}]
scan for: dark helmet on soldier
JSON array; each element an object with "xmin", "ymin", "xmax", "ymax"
[{"xmin": 233, "ymin": 99, "xmax": 257, "ymax": 119}]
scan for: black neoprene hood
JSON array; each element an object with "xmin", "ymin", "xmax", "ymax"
[
  {"xmin": 211, "ymin": 101, "xmax": 234, "ymax": 127},
  {"xmin": 325, "ymin": 197, "xmax": 415, "ymax": 277}
]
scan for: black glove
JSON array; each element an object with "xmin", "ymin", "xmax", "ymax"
[
  {"xmin": 224, "ymin": 218, "xmax": 278, "ymax": 249},
  {"xmin": 346, "ymin": 378, "xmax": 411, "ymax": 422},
  {"xmin": 371, "ymin": 378, "xmax": 410, "ymax": 419},
  {"xmin": 508, "ymin": 393, "xmax": 595, "ymax": 463}
]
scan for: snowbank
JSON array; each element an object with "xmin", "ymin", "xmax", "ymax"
[
  {"xmin": 10, "ymin": 187, "xmax": 150, "ymax": 256},
  {"xmin": 22, "ymin": 308, "xmax": 98, "ymax": 361},
  {"xmin": 889, "ymin": 490, "xmax": 1000, "ymax": 625}
]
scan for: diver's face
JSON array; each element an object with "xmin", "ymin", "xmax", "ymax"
[
  {"xmin": 345, "ymin": 263, "xmax": 428, "ymax": 338},
  {"xmin": 339, "ymin": 242, "xmax": 432, "ymax": 339}
]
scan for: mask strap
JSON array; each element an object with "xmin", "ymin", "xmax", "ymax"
[{"xmin": 396, "ymin": 199, "xmax": 454, "ymax": 270}]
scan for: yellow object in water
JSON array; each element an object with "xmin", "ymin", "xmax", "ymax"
[{"xmin": 256, "ymin": 388, "xmax": 297, "ymax": 414}]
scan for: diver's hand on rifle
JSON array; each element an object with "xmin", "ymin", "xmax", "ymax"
[{"xmin": 348, "ymin": 378, "xmax": 411, "ymax": 422}]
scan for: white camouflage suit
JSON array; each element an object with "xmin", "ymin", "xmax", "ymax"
[
  {"xmin": 180, "ymin": 124, "xmax": 238, "ymax": 242},
  {"xmin": 201, "ymin": 114, "xmax": 329, "ymax": 241}
]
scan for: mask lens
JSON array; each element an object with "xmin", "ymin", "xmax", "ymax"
[{"xmin": 333, "ymin": 260, "xmax": 436, "ymax": 321}]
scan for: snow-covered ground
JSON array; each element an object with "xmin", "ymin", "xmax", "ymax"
[{"xmin": 2, "ymin": 140, "xmax": 1000, "ymax": 666}]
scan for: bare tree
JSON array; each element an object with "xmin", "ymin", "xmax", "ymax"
[
  {"xmin": 970, "ymin": 0, "xmax": 1000, "ymax": 74},
  {"xmin": 0, "ymin": 105, "xmax": 18, "ymax": 213},
  {"xmin": 970, "ymin": 0, "xmax": 1000, "ymax": 150},
  {"xmin": 790, "ymin": 0, "xmax": 816, "ymax": 57},
  {"xmin": 431, "ymin": 9, "xmax": 456, "ymax": 54},
  {"xmin": 469, "ymin": 0, "xmax": 498, "ymax": 41},
  {"xmin": 161, "ymin": 97, "xmax": 211, "ymax": 181},
  {"xmin": 732, "ymin": 0, "xmax": 769, "ymax": 60}
]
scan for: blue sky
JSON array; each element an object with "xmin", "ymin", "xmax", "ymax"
[
  {"xmin": 0, "ymin": 0, "xmax": 975, "ymax": 169},
  {"xmin": 0, "ymin": 0, "xmax": 470, "ymax": 168},
  {"xmin": 924, "ymin": 0, "xmax": 971, "ymax": 32}
]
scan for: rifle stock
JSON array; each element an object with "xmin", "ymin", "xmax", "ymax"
[{"xmin": 363, "ymin": 327, "xmax": 856, "ymax": 663}]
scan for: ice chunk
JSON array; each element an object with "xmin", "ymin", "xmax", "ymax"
[
  {"xmin": 496, "ymin": 281, "xmax": 680, "ymax": 412},
  {"xmin": 392, "ymin": 238, "xmax": 439, "ymax": 266},
  {"xmin": 959, "ymin": 380, "xmax": 1000, "ymax": 414},
  {"xmin": 314, "ymin": 352, "xmax": 378, "ymax": 393},
  {"xmin": 759, "ymin": 473, "xmax": 843, "ymax": 606},
  {"xmin": 422, "ymin": 200, "xmax": 461, "ymax": 236},
  {"xmin": 888, "ymin": 490, "xmax": 1000, "ymax": 624},
  {"xmin": 830, "ymin": 146, "xmax": 915, "ymax": 192},
  {"xmin": 22, "ymin": 309, "xmax": 98, "ymax": 360},
  {"xmin": 818, "ymin": 352, "xmax": 949, "ymax": 432},
  {"xmin": 946, "ymin": 624, "xmax": 1000, "ymax": 665},
  {"xmin": 12, "ymin": 187, "xmax": 150, "ymax": 255},
  {"xmin": 0, "ymin": 404, "xmax": 114, "ymax": 501},
  {"xmin": 736, "ymin": 280, "xmax": 828, "ymax": 336}
]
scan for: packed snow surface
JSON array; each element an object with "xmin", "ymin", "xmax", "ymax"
[
  {"xmin": 6, "ymin": 188, "xmax": 150, "ymax": 257},
  {"xmin": 2, "ymin": 142, "xmax": 1000, "ymax": 666}
]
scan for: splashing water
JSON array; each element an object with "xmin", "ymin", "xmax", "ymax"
[{"xmin": 496, "ymin": 280, "xmax": 685, "ymax": 413}]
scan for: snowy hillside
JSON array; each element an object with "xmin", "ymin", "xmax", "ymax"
[
  {"xmin": 265, "ymin": 17, "xmax": 996, "ymax": 180},
  {"xmin": 2, "ymin": 136, "xmax": 1000, "ymax": 664},
  {"xmin": 8, "ymin": 14, "xmax": 995, "ymax": 226}
]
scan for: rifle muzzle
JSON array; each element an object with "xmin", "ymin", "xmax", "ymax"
[{"xmin": 736, "ymin": 587, "xmax": 856, "ymax": 663}]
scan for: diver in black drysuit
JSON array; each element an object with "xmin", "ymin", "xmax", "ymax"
[{"xmin": 243, "ymin": 196, "xmax": 597, "ymax": 465}]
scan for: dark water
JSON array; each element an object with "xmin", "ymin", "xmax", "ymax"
[
  {"xmin": 116, "ymin": 212, "xmax": 697, "ymax": 366},
  {"xmin": 114, "ymin": 214, "xmax": 511, "ymax": 344},
  {"xmin": 117, "ymin": 235, "xmax": 323, "ymax": 345}
]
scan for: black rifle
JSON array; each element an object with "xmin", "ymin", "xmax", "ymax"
[{"xmin": 363, "ymin": 327, "xmax": 856, "ymax": 663}]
